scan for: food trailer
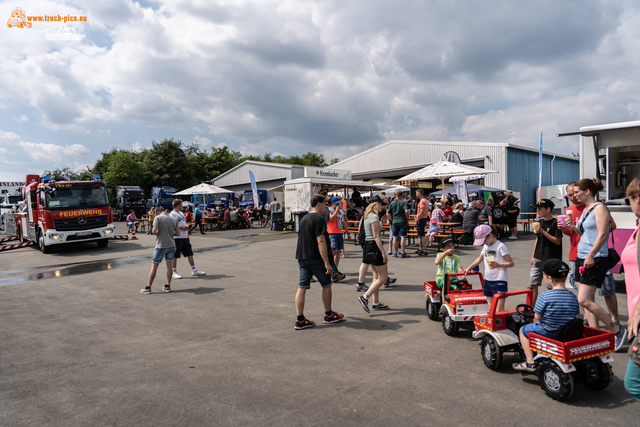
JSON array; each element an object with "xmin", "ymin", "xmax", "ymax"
[{"xmin": 559, "ymin": 120, "xmax": 640, "ymax": 272}]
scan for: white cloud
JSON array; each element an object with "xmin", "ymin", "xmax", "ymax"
[
  {"xmin": 132, "ymin": 141, "xmax": 144, "ymax": 152},
  {"xmin": 2, "ymin": 0, "xmax": 640, "ymax": 179},
  {"xmin": 191, "ymin": 135, "xmax": 212, "ymax": 150},
  {"xmin": 19, "ymin": 141, "xmax": 91, "ymax": 163}
]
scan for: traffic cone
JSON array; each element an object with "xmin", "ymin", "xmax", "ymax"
[{"xmin": 131, "ymin": 228, "xmax": 137, "ymax": 240}]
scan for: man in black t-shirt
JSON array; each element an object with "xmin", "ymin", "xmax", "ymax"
[
  {"xmin": 294, "ymin": 194, "xmax": 345, "ymax": 330},
  {"xmin": 528, "ymin": 199, "xmax": 563, "ymax": 304}
]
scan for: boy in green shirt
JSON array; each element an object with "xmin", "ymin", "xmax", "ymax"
[{"xmin": 434, "ymin": 238, "xmax": 464, "ymax": 290}]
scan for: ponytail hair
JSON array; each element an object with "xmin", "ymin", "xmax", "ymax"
[{"xmin": 575, "ymin": 178, "xmax": 604, "ymax": 197}]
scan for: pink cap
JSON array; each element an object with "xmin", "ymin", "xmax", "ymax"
[{"xmin": 473, "ymin": 224, "xmax": 492, "ymax": 245}]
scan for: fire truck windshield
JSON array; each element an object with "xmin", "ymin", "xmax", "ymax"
[{"xmin": 46, "ymin": 186, "xmax": 110, "ymax": 209}]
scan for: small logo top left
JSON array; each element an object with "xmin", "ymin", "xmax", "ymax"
[{"xmin": 7, "ymin": 7, "xmax": 32, "ymax": 28}]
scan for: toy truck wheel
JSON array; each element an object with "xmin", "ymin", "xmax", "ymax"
[
  {"xmin": 585, "ymin": 359, "xmax": 613, "ymax": 390},
  {"xmin": 38, "ymin": 230, "xmax": 52, "ymax": 254},
  {"xmin": 442, "ymin": 311, "xmax": 459, "ymax": 336},
  {"xmin": 538, "ymin": 360, "xmax": 574, "ymax": 401},
  {"xmin": 480, "ymin": 336, "xmax": 501, "ymax": 369},
  {"xmin": 426, "ymin": 298, "xmax": 439, "ymax": 321},
  {"xmin": 97, "ymin": 239, "xmax": 109, "ymax": 248}
]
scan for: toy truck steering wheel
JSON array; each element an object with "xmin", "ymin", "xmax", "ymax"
[{"xmin": 515, "ymin": 304, "xmax": 535, "ymax": 319}]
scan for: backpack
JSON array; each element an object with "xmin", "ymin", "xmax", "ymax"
[{"xmin": 358, "ymin": 218, "xmax": 366, "ymax": 247}]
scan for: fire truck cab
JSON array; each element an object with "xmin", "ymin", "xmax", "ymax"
[{"xmin": 13, "ymin": 174, "xmax": 115, "ymax": 253}]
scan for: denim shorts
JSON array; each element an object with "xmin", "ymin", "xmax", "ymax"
[
  {"xmin": 598, "ymin": 270, "xmax": 616, "ymax": 297},
  {"xmin": 483, "ymin": 280, "xmax": 507, "ymax": 297},
  {"xmin": 329, "ymin": 233, "xmax": 344, "ymax": 251},
  {"xmin": 298, "ymin": 259, "xmax": 332, "ymax": 289},
  {"xmin": 152, "ymin": 246, "xmax": 176, "ymax": 264},
  {"xmin": 391, "ymin": 222, "xmax": 408, "ymax": 238},
  {"xmin": 521, "ymin": 322, "xmax": 557, "ymax": 340}
]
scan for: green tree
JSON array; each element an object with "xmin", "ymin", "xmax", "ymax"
[
  {"xmin": 208, "ymin": 145, "xmax": 243, "ymax": 177},
  {"xmin": 144, "ymin": 139, "xmax": 194, "ymax": 189},
  {"xmin": 92, "ymin": 148, "xmax": 120, "ymax": 179},
  {"xmin": 103, "ymin": 151, "xmax": 145, "ymax": 187}
]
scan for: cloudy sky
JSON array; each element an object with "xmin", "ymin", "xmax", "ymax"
[{"xmin": 2, "ymin": 0, "xmax": 640, "ymax": 181}]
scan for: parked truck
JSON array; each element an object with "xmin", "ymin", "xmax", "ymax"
[
  {"xmin": 191, "ymin": 194, "xmax": 216, "ymax": 209},
  {"xmin": 13, "ymin": 174, "xmax": 115, "ymax": 253},
  {"xmin": 239, "ymin": 189, "xmax": 272, "ymax": 210},
  {"xmin": 113, "ymin": 186, "xmax": 146, "ymax": 221},
  {"xmin": 210, "ymin": 192, "xmax": 236, "ymax": 211},
  {"xmin": 151, "ymin": 186, "xmax": 178, "ymax": 210},
  {"xmin": 1, "ymin": 191, "xmax": 21, "ymax": 232}
]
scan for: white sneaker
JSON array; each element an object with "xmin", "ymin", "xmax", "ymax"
[
  {"xmin": 508, "ymin": 236, "xmax": 517, "ymax": 240},
  {"xmin": 172, "ymin": 272, "xmax": 182, "ymax": 279},
  {"xmin": 192, "ymin": 269, "xmax": 206, "ymax": 276}
]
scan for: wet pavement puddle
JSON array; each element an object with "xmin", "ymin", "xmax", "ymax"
[{"xmin": 0, "ymin": 243, "xmax": 248, "ymax": 287}]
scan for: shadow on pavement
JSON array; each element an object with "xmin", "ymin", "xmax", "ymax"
[
  {"xmin": 320, "ymin": 317, "xmax": 421, "ymax": 330},
  {"xmin": 172, "ymin": 287, "xmax": 224, "ymax": 295}
]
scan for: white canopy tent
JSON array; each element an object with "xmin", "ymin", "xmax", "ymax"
[{"xmin": 174, "ymin": 182, "xmax": 232, "ymax": 196}]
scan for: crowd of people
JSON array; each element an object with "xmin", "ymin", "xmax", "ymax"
[{"xmin": 293, "ymin": 178, "xmax": 640, "ymax": 402}]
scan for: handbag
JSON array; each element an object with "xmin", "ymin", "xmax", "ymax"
[
  {"xmin": 607, "ymin": 232, "xmax": 621, "ymax": 269},
  {"xmin": 363, "ymin": 249, "xmax": 378, "ymax": 264},
  {"xmin": 580, "ymin": 203, "xmax": 620, "ymax": 269}
]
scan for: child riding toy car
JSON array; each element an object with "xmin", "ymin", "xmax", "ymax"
[{"xmin": 424, "ymin": 272, "xmax": 488, "ymax": 336}]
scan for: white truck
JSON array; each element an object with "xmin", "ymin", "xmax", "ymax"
[{"xmin": 559, "ymin": 120, "xmax": 640, "ymax": 272}]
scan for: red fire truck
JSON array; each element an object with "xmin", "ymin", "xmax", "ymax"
[{"xmin": 13, "ymin": 174, "xmax": 115, "ymax": 253}]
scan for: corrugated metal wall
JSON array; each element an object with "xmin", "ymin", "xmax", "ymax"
[
  {"xmin": 328, "ymin": 141, "xmax": 508, "ymax": 189},
  {"xmin": 213, "ymin": 161, "xmax": 305, "ymax": 188},
  {"xmin": 506, "ymin": 148, "xmax": 579, "ymax": 208}
]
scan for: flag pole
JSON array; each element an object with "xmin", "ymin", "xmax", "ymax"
[{"xmin": 537, "ymin": 130, "xmax": 543, "ymax": 202}]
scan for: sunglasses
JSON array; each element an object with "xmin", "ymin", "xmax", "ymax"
[{"xmin": 623, "ymin": 195, "xmax": 639, "ymax": 205}]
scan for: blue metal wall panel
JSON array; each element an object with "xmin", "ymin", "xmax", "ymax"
[{"xmin": 506, "ymin": 148, "xmax": 579, "ymax": 209}]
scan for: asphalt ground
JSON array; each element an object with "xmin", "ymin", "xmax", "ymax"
[{"xmin": 1, "ymin": 223, "xmax": 638, "ymax": 426}]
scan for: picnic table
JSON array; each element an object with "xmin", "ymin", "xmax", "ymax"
[{"xmin": 518, "ymin": 212, "xmax": 537, "ymax": 234}]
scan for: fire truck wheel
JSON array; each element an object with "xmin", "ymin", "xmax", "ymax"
[
  {"xmin": 97, "ymin": 239, "xmax": 109, "ymax": 248},
  {"xmin": 480, "ymin": 336, "xmax": 501, "ymax": 369},
  {"xmin": 38, "ymin": 230, "xmax": 52, "ymax": 254},
  {"xmin": 442, "ymin": 311, "xmax": 459, "ymax": 336},
  {"xmin": 538, "ymin": 360, "xmax": 574, "ymax": 401},
  {"xmin": 426, "ymin": 298, "xmax": 439, "ymax": 321},
  {"xmin": 585, "ymin": 359, "xmax": 613, "ymax": 390}
]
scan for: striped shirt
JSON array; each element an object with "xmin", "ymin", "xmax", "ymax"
[{"xmin": 535, "ymin": 289, "xmax": 580, "ymax": 338}]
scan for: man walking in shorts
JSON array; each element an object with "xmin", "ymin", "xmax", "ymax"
[
  {"xmin": 415, "ymin": 189, "xmax": 430, "ymax": 256},
  {"xmin": 170, "ymin": 199, "xmax": 206, "ymax": 283},
  {"xmin": 294, "ymin": 194, "xmax": 345, "ymax": 330},
  {"xmin": 141, "ymin": 207, "xmax": 180, "ymax": 294}
]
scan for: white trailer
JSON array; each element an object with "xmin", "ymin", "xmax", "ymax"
[
  {"xmin": 559, "ymin": 120, "xmax": 640, "ymax": 272},
  {"xmin": 270, "ymin": 177, "xmax": 382, "ymax": 224}
]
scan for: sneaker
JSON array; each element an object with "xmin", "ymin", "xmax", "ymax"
[
  {"xmin": 513, "ymin": 362, "xmax": 537, "ymax": 373},
  {"xmin": 356, "ymin": 283, "xmax": 369, "ymax": 292},
  {"xmin": 140, "ymin": 286, "xmax": 151, "ymax": 294},
  {"xmin": 372, "ymin": 303, "xmax": 389, "ymax": 310},
  {"xmin": 358, "ymin": 295, "xmax": 370, "ymax": 313},
  {"xmin": 392, "ymin": 253, "xmax": 398, "ymax": 258},
  {"xmin": 418, "ymin": 250, "xmax": 428, "ymax": 256},
  {"xmin": 414, "ymin": 250, "xmax": 421, "ymax": 254},
  {"xmin": 332, "ymin": 272, "xmax": 346, "ymax": 282},
  {"xmin": 323, "ymin": 311, "xmax": 345, "ymax": 324},
  {"xmin": 384, "ymin": 278, "xmax": 394, "ymax": 288},
  {"xmin": 162, "ymin": 284, "xmax": 172, "ymax": 293},
  {"xmin": 508, "ymin": 236, "xmax": 518, "ymax": 240},
  {"xmin": 400, "ymin": 253, "xmax": 410, "ymax": 258},
  {"xmin": 172, "ymin": 272, "xmax": 182, "ymax": 279},
  {"xmin": 294, "ymin": 318, "xmax": 316, "ymax": 330},
  {"xmin": 387, "ymin": 250, "xmax": 393, "ymax": 255},
  {"xmin": 615, "ymin": 327, "xmax": 628, "ymax": 351},
  {"xmin": 191, "ymin": 269, "xmax": 206, "ymax": 276}
]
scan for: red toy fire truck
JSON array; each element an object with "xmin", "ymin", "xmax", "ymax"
[
  {"xmin": 473, "ymin": 291, "xmax": 615, "ymax": 401},
  {"xmin": 13, "ymin": 174, "xmax": 115, "ymax": 253},
  {"xmin": 424, "ymin": 272, "xmax": 488, "ymax": 336}
]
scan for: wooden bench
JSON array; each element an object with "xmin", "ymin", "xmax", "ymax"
[{"xmin": 494, "ymin": 224, "xmax": 508, "ymax": 239}]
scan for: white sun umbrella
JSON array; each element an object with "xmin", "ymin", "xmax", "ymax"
[
  {"xmin": 396, "ymin": 160, "xmax": 497, "ymax": 195},
  {"xmin": 174, "ymin": 182, "xmax": 232, "ymax": 195}
]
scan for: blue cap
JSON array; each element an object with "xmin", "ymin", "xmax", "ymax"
[{"xmin": 331, "ymin": 197, "xmax": 340, "ymax": 204}]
